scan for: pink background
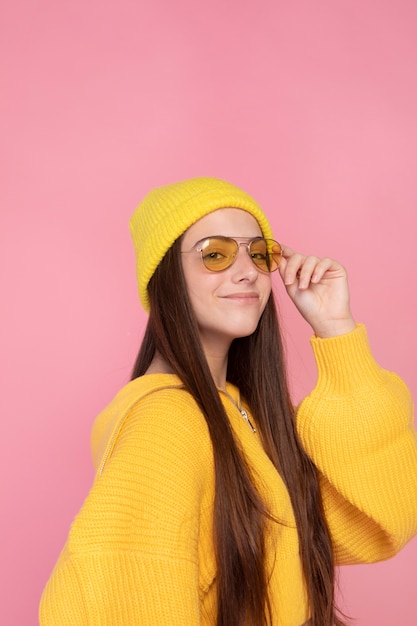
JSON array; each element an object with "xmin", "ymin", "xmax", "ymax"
[{"xmin": 2, "ymin": 1, "xmax": 416, "ymax": 624}]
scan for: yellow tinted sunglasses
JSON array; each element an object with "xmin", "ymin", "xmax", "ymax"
[{"xmin": 182, "ymin": 236, "xmax": 282, "ymax": 272}]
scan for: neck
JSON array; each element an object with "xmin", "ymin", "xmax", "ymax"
[
  {"xmin": 195, "ymin": 332, "xmax": 232, "ymax": 390},
  {"xmin": 145, "ymin": 344, "xmax": 230, "ymax": 391},
  {"xmin": 144, "ymin": 352, "xmax": 176, "ymax": 376},
  {"xmin": 201, "ymin": 348, "xmax": 229, "ymax": 391}
]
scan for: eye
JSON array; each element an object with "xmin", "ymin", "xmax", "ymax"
[
  {"xmin": 250, "ymin": 251, "xmax": 267, "ymax": 261},
  {"xmin": 200, "ymin": 239, "xmax": 231, "ymax": 261},
  {"xmin": 250, "ymin": 240, "xmax": 268, "ymax": 261},
  {"xmin": 204, "ymin": 250, "xmax": 227, "ymax": 261}
]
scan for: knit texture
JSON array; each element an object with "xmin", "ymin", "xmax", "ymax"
[
  {"xmin": 129, "ymin": 177, "xmax": 274, "ymax": 311},
  {"xmin": 39, "ymin": 325, "xmax": 417, "ymax": 625}
]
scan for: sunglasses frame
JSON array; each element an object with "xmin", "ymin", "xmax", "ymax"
[{"xmin": 182, "ymin": 235, "xmax": 282, "ymax": 273}]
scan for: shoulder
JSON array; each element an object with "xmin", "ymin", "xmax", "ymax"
[
  {"xmin": 123, "ymin": 382, "xmax": 211, "ymax": 446},
  {"xmin": 94, "ymin": 374, "xmax": 213, "ymax": 479},
  {"xmin": 65, "ymin": 379, "xmax": 215, "ymax": 560}
]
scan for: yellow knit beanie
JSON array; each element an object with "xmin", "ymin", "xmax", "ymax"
[{"xmin": 130, "ymin": 177, "xmax": 274, "ymax": 312}]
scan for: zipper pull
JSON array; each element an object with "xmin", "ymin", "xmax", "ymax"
[{"xmin": 240, "ymin": 408, "xmax": 256, "ymax": 433}]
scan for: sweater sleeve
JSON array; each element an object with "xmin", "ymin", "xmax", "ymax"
[
  {"xmin": 39, "ymin": 388, "xmax": 214, "ymax": 625},
  {"xmin": 296, "ymin": 324, "xmax": 417, "ymax": 565}
]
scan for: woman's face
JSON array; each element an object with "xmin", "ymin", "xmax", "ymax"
[{"xmin": 181, "ymin": 208, "xmax": 272, "ymax": 355}]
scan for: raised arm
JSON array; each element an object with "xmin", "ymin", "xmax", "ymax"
[{"xmin": 296, "ymin": 325, "xmax": 417, "ymax": 564}]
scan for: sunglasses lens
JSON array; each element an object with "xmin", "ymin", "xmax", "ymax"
[
  {"xmin": 250, "ymin": 239, "xmax": 281, "ymax": 272},
  {"xmin": 200, "ymin": 238, "xmax": 238, "ymax": 270},
  {"xmin": 198, "ymin": 237, "xmax": 282, "ymax": 272}
]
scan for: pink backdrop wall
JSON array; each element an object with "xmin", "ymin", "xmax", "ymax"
[{"xmin": 2, "ymin": 1, "xmax": 416, "ymax": 624}]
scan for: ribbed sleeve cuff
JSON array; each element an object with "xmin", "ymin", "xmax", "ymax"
[{"xmin": 310, "ymin": 324, "xmax": 385, "ymax": 395}]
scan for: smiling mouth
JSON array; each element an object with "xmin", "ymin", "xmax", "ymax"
[{"xmin": 222, "ymin": 293, "xmax": 259, "ymax": 301}]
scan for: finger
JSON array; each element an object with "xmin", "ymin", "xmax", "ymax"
[
  {"xmin": 281, "ymin": 252, "xmax": 308, "ymax": 285},
  {"xmin": 271, "ymin": 243, "xmax": 283, "ymax": 267},
  {"xmin": 296, "ymin": 256, "xmax": 322, "ymax": 289},
  {"xmin": 310, "ymin": 257, "xmax": 337, "ymax": 283},
  {"xmin": 280, "ymin": 244, "xmax": 296, "ymax": 258},
  {"xmin": 297, "ymin": 256, "xmax": 343, "ymax": 288}
]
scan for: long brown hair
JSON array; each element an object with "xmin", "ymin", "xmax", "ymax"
[{"xmin": 131, "ymin": 240, "xmax": 345, "ymax": 626}]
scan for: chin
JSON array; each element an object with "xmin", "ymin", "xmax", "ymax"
[{"xmin": 228, "ymin": 323, "xmax": 260, "ymax": 340}]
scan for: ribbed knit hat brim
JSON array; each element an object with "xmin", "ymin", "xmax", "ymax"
[{"xmin": 129, "ymin": 177, "xmax": 274, "ymax": 311}]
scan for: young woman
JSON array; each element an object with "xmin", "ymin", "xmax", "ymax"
[{"xmin": 40, "ymin": 177, "xmax": 417, "ymax": 626}]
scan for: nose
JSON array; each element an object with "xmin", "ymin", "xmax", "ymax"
[{"xmin": 231, "ymin": 243, "xmax": 259, "ymax": 281}]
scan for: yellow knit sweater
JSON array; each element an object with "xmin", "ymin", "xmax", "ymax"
[{"xmin": 39, "ymin": 325, "xmax": 417, "ymax": 625}]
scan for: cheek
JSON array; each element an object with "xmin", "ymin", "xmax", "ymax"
[
  {"xmin": 182, "ymin": 264, "xmax": 220, "ymax": 302},
  {"xmin": 260, "ymin": 275, "xmax": 272, "ymax": 301},
  {"xmin": 188, "ymin": 277, "xmax": 222, "ymax": 303}
]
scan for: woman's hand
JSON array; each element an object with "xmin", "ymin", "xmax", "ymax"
[{"xmin": 275, "ymin": 245, "xmax": 356, "ymax": 338}]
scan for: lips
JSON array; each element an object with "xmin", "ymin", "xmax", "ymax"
[{"xmin": 221, "ymin": 292, "xmax": 260, "ymax": 301}]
